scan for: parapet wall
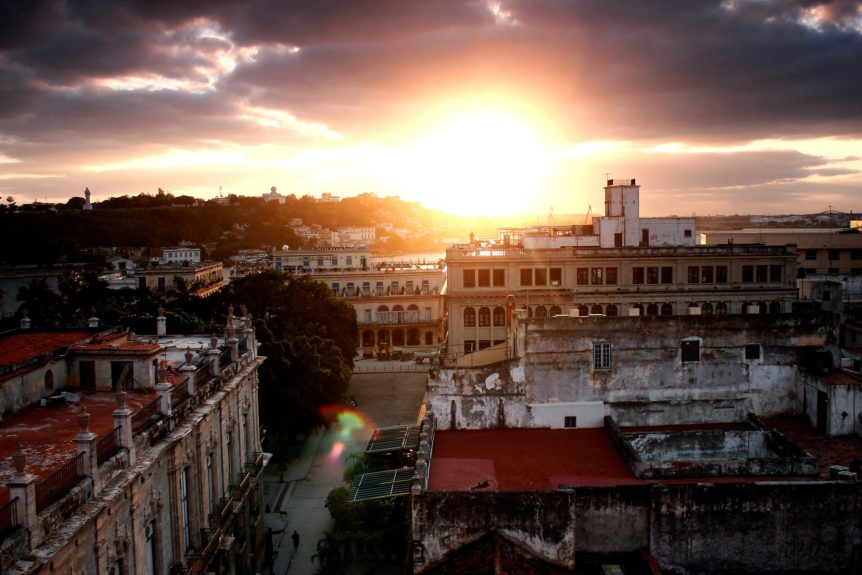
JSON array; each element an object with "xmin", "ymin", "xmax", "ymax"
[{"xmin": 413, "ymin": 480, "xmax": 862, "ymax": 574}]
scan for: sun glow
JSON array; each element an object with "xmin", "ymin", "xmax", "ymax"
[{"xmin": 393, "ymin": 109, "xmax": 550, "ymax": 216}]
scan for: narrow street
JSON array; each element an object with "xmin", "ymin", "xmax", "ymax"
[{"xmin": 262, "ymin": 368, "xmax": 428, "ymax": 575}]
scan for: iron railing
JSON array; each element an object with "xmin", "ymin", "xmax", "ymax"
[
  {"xmin": 35, "ymin": 452, "xmax": 85, "ymax": 512},
  {"xmin": 0, "ymin": 497, "xmax": 19, "ymax": 539},
  {"xmin": 171, "ymin": 380, "xmax": 191, "ymax": 407},
  {"xmin": 132, "ymin": 398, "xmax": 160, "ymax": 433},
  {"xmin": 96, "ymin": 426, "xmax": 122, "ymax": 464}
]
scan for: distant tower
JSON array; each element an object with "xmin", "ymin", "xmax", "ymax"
[
  {"xmin": 83, "ymin": 187, "xmax": 93, "ymax": 211},
  {"xmin": 271, "ymin": 186, "xmax": 277, "ymax": 194}
]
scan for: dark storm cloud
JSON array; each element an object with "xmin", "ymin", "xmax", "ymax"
[{"xmin": 1, "ymin": 0, "xmax": 861, "ymax": 202}]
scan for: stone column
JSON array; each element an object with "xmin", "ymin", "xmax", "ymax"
[
  {"xmin": 113, "ymin": 391, "xmax": 135, "ymax": 466},
  {"xmin": 156, "ymin": 306, "xmax": 167, "ymax": 336},
  {"xmin": 76, "ymin": 409, "xmax": 100, "ymax": 496},
  {"xmin": 181, "ymin": 364, "xmax": 197, "ymax": 398},
  {"xmin": 156, "ymin": 381, "xmax": 172, "ymax": 418},
  {"xmin": 7, "ymin": 446, "xmax": 41, "ymax": 548},
  {"xmin": 228, "ymin": 337, "xmax": 239, "ymax": 363}
]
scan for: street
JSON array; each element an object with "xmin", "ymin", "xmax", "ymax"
[{"xmin": 262, "ymin": 368, "xmax": 428, "ymax": 574}]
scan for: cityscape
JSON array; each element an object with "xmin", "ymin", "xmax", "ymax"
[{"xmin": 1, "ymin": 2, "xmax": 862, "ymax": 575}]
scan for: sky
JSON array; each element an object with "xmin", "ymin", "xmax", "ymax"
[{"xmin": 1, "ymin": 0, "xmax": 861, "ymax": 217}]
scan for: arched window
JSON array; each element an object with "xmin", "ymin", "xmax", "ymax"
[
  {"xmin": 392, "ymin": 305, "xmax": 404, "ymax": 323},
  {"xmin": 550, "ymin": 305, "xmax": 563, "ymax": 316},
  {"xmin": 424, "ymin": 331, "xmax": 434, "ymax": 345},
  {"xmin": 577, "ymin": 304, "xmax": 589, "ymax": 317},
  {"xmin": 362, "ymin": 330, "xmax": 375, "ymax": 346},
  {"xmin": 407, "ymin": 304, "xmax": 420, "ymax": 322},
  {"xmin": 464, "ymin": 307, "xmax": 476, "ymax": 327},
  {"xmin": 702, "ymin": 302, "xmax": 714, "ymax": 315},
  {"xmin": 392, "ymin": 329, "xmax": 405, "ymax": 346},
  {"xmin": 769, "ymin": 300, "xmax": 781, "ymax": 314},
  {"xmin": 377, "ymin": 329, "xmax": 390, "ymax": 344},
  {"xmin": 758, "ymin": 301, "xmax": 768, "ymax": 315},
  {"xmin": 535, "ymin": 305, "xmax": 548, "ymax": 318},
  {"xmin": 646, "ymin": 303, "xmax": 658, "ymax": 316},
  {"xmin": 716, "ymin": 302, "xmax": 728, "ymax": 315},
  {"xmin": 493, "ymin": 307, "xmax": 506, "ymax": 326},
  {"xmin": 376, "ymin": 305, "xmax": 389, "ymax": 324},
  {"xmin": 606, "ymin": 304, "xmax": 618, "ymax": 317},
  {"xmin": 591, "ymin": 304, "xmax": 603, "ymax": 315},
  {"xmin": 44, "ymin": 369, "xmax": 54, "ymax": 391},
  {"xmin": 742, "ymin": 301, "xmax": 753, "ymax": 315},
  {"xmin": 407, "ymin": 328, "xmax": 420, "ymax": 346},
  {"xmin": 478, "ymin": 307, "xmax": 491, "ymax": 327}
]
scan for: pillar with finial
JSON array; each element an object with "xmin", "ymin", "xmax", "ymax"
[
  {"xmin": 7, "ymin": 444, "xmax": 43, "ymax": 546},
  {"xmin": 113, "ymin": 391, "xmax": 135, "ymax": 465},
  {"xmin": 75, "ymin": 408, "xmax": 100, "ymax": 495},
  {"xmin": 20, "ymin": 308, "xmax": 31, "ymax": 329},
  {"xmin": 156, "ymin": 306, "xmax": 166, "ymax": 336},
  {"xmin": 88, "ymin": 307, "xmax": 99, "ymax": 328}
]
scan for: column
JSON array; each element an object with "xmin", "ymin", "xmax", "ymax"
[
  {"xmin": 7, "ymin": 446, "xmax": 41, "ymax": 548},
  {"xmin": 75, "ymin": 409, "xmax": 100, "ymax": 496},
  {"xmin": 113, "ymin": 391, "xmax": 136, "ymax": 466}
]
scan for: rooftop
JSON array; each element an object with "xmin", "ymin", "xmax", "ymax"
[
  {"xmin": 0, "ymin": 389, "xmax": 157, "ymax": 505},
  {"xmin": 0, "ymin": 330, "xmax": 104, "ymax": 370}
]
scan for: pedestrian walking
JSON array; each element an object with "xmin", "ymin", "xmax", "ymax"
[{"xmin": 292, "ymin": 530, "xmax": 300, "ymax": 553}]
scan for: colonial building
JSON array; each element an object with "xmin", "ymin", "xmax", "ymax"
[
  {"xmin": 0, "ymin": 310, "xmax": 266, "ymax": 575},
  {"xmin": 445, "ymin": 179, "xmax": 798, "ymax": 357},
  {"xmin": 701, "ymin": 227, "xmax": 862, "ymax": 276},
  {"xmin": 272, "ymin": 248, "xmax": 446, "ymax": 353},
  {"xmin": 136, "ymin": 261, "xmax": 224, "ymax": 298}
]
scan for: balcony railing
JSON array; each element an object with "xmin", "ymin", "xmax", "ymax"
[
  {"xmin": 35, "ymin": 452, "xmax": 85, "ymax": 512},
  {"xmin": 132, "ymin": 398, "xmax": 160, "ymax": 433},
  {"xmin": 0, "ymin": 497, "xmax": 19, "ymax": 539},
  {"xmin": 96, "ymin": 426, "xmax": 122, "ymax": 465},
  {"xmin": 171, "ymin": 380, "xmax": 191, "ymax": 407}
]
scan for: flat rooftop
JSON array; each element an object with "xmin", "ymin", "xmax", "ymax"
[
  {"xmin": 428, "ymin": 428, "xmax": 644, "ymax": 491},
  {"xmin": 0, "ymin": 390, "xmax": 157, "ymax": 505}
]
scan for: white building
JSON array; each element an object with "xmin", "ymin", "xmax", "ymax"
[{"xmin": 162, "ymin": 247, "xmax": 201, "ymax": 265}]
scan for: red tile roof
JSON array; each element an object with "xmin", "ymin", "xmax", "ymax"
[
  {"xmin": 0, "ymin": 390, "xmax": 157, "ymax": 505},
  {"xmin": 0, "ymin": 331, "xmax": 96, "ymax": 368},
  {"xmin": 429, "ymin": 428, "xmax": 644, "ymax": 491}
]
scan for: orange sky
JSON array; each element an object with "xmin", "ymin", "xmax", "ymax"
[{"xmin": 1, "ymin": 1, "xmax": 861, "ymax": 216}]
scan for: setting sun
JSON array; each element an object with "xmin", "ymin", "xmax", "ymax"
[{"xmin": 393, "ymin": 109, "xmax": 550, "ymax": 216}]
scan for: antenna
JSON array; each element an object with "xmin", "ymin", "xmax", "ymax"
[
  {"xmin": 548, "ymin": 206, "xmax": 556, "ymax": 226},
  {"xmin": 603, "ymin": 172, "xmax": 612, "ymax": 185},
  {"xmin": 584, "ymin": 204, "xmax": 592, "ymax": 225}
]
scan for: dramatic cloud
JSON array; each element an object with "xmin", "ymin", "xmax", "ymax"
[{"xmin": 0, "ymin": 0, "xmax": 860, "ymax": 213}]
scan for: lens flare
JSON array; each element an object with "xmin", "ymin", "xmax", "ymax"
[{"xmin": 329, "ymin": 440, "xmax": 345, "ymax": 460}]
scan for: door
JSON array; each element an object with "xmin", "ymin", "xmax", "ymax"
[{"xmin": 816, "ymin": 390, "xmax": 828, "ymax": 434}]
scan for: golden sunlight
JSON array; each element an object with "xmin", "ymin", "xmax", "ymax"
[{"xmin": 394, "ymin": 109, "xmax": 549, "ymax": 216}]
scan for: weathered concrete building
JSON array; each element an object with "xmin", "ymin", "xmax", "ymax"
[
  {"xmin": 0, "ymin": 311, "xmax": 266, "ymax": 575},
  {"xmin": 445, "ymin": 179, "xmax": 799, "ymax": 358},
  {"xmin": 404, "ymin": 309, "xmax": 862, "ymax": 574}
]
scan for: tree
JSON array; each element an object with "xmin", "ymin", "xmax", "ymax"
[{"xmin": 17, "ymin": 278, "xmax": 63, "ymax": 327}]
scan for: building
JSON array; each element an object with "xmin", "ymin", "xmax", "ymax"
[
  {"xmin": 335, "ymin": 227, "xmax": 375, "ymax": 247},
  {"xmin": 701, "ymin": 227, "xmax": 862, "ymax": 276},
  {"xmin": 396, "ymin": 307, "xmax": 862, "ymax": 574},
  {"xmin": 137, "ymin": 261, "xmax": 224, "ymax": 298},
  {"xmin": 261, "ymin": 186, "xmax": 286, "ymax": 204},
  {"xmin": 445, "ymin": 179, "xmax": 798, "ymax": 358},
  {"xmin": 271, "ymin": 248, "xmax": 445, "ymax": 353},
  {"xmin": 162, "ymin": 247, "xmax": 202, "ymax": 266},
  {"xmin": 0, "ymin": 311, "xmax": 266, "ymax": 575}
]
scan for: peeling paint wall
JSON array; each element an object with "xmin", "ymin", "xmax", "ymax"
[
  {"xmin": 430, "ymin": 314, "xmax": 836, "ymax": 429},
  {"xmin": 412, "ymin": 481, "xmax": 862, "ymax": 574}
]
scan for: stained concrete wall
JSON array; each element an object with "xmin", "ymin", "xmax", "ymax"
[
  {"xmin": 413, "ymin": 481, "xmax": 862, "ymax": 574},
  {"xmin": 412, "ymin": 491, "xmax": 576, "ymax": 573},
  {"xmin": 430, "ymin": 314, "xmax": 836, "ymax": 429},
  {"xmin": 650, "ymin": 482, "xmax": 862, "ymax": 574}
]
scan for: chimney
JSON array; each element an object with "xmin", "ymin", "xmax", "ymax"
[
  {"xmin": 156, "ymin": 306, "xmax": 166, "ymax": 336},
  {"xmin": 88, "ymin": 307, "xmax": 99, "ymax": 328},
  {"xmin": 20, "ymin": 308, "xmax": 31, "ymax": 329}
]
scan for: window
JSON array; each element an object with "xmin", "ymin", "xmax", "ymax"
[
  {"xmin": 534, "ymin": 305, "xmax": 548, "ymax": 318},
  {"xmin": 632, "ymin": 267, "xmax": 644, "ymax": 285},
  {"xmin": 591, "ymin": 268, "xmax": 604, "ymax": 285},
  {"xmin": 551, "ymin": 305, "xmax": 563, "ymax": 316},
  {"xmin": 406, "ymin": 281, "xmax": 414, "ymax": 294},
  {"xmin": 464, "ymin": 307, "xmax": 476, "ymax": 327},
  {"xmin": 362, "ymin": 282, "xmax": 371, "ymax": 296},
  {"xmin": 684, "ymin": 229, "xmax": 692, "ymax": 238},
  {"xmin": 646, "ymin": 303, "xmax": 658, "ymax": 316},
  {"xmin": 701, "ymin": 266, "xmax": 713, "ymax": 283},
  {"xmin": 681, "ymin": 340, "xmax": 700, "ymax": 363},
  {"xmin": 661, "ymin": 303, "xmax": 673, "ymax": 316},
  {"xmin": 535, "ymin": 268, "xmax": 547, "ymax": 286},
  {"xmin": 463, "ymin": 269, "xmax": 476, "ymax": 288},
  {"xmin": 180, "ymin": 468, "xmax": 191, "ymax": 550},
  {"xmin": 564, "ymin": 416, "xmax": 578, "ymax": 428},
  {"xmin": 593, "ymin": 341, "xmax": 612, "ymax": 370},
  {"xmin": 493, "ymin": 307, "xmax": 506, "ymax": 326},
  {"xmin": 606, "ymin": 304, "xmax": 618, "ymax": 316},
  {"xmin": 464, "ymin": 341, "xmax": 476, "ymax": 353},
  {"xmin": 770, "ymin": 265, "xmax": 782, "ymax": 282},
  {"xmin": 647, "ymin": 267, "xmax": 658, "ymax": 284},
  {"xmin": 741, "ymin": 265, "xmax": 754, "ymax": 282},
  {"xmin": 577, "ymin": 268, "xmax": 589, "ymax": 285},
  {"xmin": 828, "ymin": 249, "xmax": 840, "ymax": 260},
  {"xmin": 716, "ymin": 302, "xmax": 728, "ymax": 315},
  {"xmin": 590, "ymin": 304, "xmax": 603, "ymax": 315},
  {"xmin": 44, "ymin": 370, "xmax": 54, "ymax": 390},
  {"xmin": 478, "ymin": 340, "xmax": 492, "ymax": 350},
  {"xmin": 478, "ymin": 307, "xmax": 491, "ymax": 327},
  {"xmin": 376, "ymin": 281, "xmax": 384, "ymax": 295},
  {"xmin": 756, "ymin": 265, "xmax": 768, "ymax": 282},
  {"xmin": 364, "ymin": 309, "xmax": 372, "ymax": 323},
  {"xmin": 317, "ymin": 257, "xmax": 324, "ymax": 267},
  {"xmin": 851, "ymin": 249, "xmax": 862, "ymax": 260},
  {"xmin": 716, "ymin": 266, "xmax": 728, "ymax": 283},
  {"xmin": 606, "ymin": 268, "xmax": 618, "ymax": 285},
  {"xmin": 493, "ymin": 269, "xmax": 506, "ymax": 286},
  {"xmin": 331, "ymin": 282, "xmax": 340, "ymax": 295},
  {"xmin": 332, "ymin": 256, "xmax": 338, "ymax": 266},
  {"xmin": 346, "ymin": 256, "xmax": 353, "ymax": 266},
  {"xmin": 661, "ymin": 267, "xmax": 673, "ymax": 284},
  {"xmin": 745, "ymin": 344, "xmax": 761, "ymax": 360},
  {"xmin": 805, "ymin": 250, "xmax": 818, "ymax": 261},
  {"xmin": 478, "ymin": 269, "xmax": 491, "ymax": 287},
  {"xmin": 303, "ymin": 256, "xmax": 310, "ymax": 268},
  {"xmin": 422, "ymin": 280, "xmax": 430, "ymax": 294},
  {"xmin": 520, "ymin": 268, "xmax": 533, "ymax": 286},
  {"xmin": 550, "ymin": 268, "xmax": 562, "ymax": 286},
  {"xmin": 688, "ymin": 266, "xmax": 699, "ymax": 283},
  {"xmin": 425, "ymin": 307, "xmax": 432, "ymax": 321}
]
